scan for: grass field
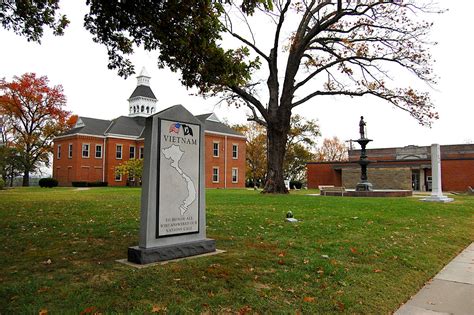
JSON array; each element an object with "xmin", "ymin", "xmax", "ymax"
[{"xmin": 0, "ymin": 187, "xmax": 473, "ymax": 313}]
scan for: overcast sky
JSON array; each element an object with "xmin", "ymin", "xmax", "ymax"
[{"xmin": 1, "ymin": 1, "xmax": 472, "ymax": 149}]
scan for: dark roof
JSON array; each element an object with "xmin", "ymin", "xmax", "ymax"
[
  {"xmin": 105, "ymin": 116, "xmax": 147, "ymax": 137},
  {"xmin": 129, "ymin": 85, "xmax": 157, "ymax": 99},
  {"xmin": 61, "ymin": 117, "xmax": 111, "ymax": 136},
  {"xmin": 196, "ymin": 113, "xmax": 244, "ymax": 137},
  {"xmin": 59, "ymin": 112, "xmax": 243, "ymax": 139}
]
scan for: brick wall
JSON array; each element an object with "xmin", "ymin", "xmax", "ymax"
[
  {"xmin": 306, "ymin": 163, "xmax": 342, "ymax": 188},
  {"xmin": 342, "ymin": 167, "xmax": 412, "ymax": 190},
  {"xmin": 441, "ymin": 159, "xmax": 474, "ymax": 191},
  {"xmin": 53, "ymin": 135, "xmax": 105, "ymax": 186},
  {"xmin": 204, "ymin": 133, "xmax": 246, "ymax": 189},
  {"xmin": 104, "ymin": 138, "xmax": 144, "ymax": 186},
  {"xmin": 54, "ymin": 133, "xmax": 245, "ymax": 189}
]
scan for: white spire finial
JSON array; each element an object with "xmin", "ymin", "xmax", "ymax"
[
  {"xmin": 139, "ymin": 66, "xmax": 150, "ymax": 78},
  {"xmin": 137, "ymin": 66, "xmax": 151, "ymax": 86}
]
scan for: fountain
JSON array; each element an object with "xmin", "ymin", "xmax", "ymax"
[{"xmin": 355, "ymin": 116, "xmax": 373, "ymax": 191}]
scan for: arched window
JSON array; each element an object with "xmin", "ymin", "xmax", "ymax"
[
  {"xmin": 146, "ymin": 106, "xmax": 150, "ymax": 113},
  {"xmin": 141, "ymin": 105, "xmax": 144, "ymax": 112}
]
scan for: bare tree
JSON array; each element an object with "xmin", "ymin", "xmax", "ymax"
[{"xmin": 219, "ymin": 1, "xmax": 439, "ymax": 192}]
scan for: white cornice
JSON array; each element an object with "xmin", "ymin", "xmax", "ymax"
[
  {"xmin": 54, "ymin": 133, "xmax": 105, "ymax": 140},
  {"xmin": 205, "ymin": 130, "xmax": 246, "ymax": 139},
  {"xmin": 104, "ymin": 133, "xmax": 141, "ymax": 140}
]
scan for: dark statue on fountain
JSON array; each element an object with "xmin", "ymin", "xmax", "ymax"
[
  {"xmin": 359, "ymin": 116, "xmax": 366, "ymax": 139},
  {"xmin": 356, "ymin": 116, "xmax": 373, "ymax": 191}
]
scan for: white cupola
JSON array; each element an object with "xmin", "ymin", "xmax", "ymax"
[{"xmin": 128, "ymin": 67, "xmax": 158, "ymax": 117}]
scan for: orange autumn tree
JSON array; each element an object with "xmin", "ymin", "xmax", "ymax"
[
  {"xmin": 315, "ymin": 137, "xmax": 349, "ymax": 162},
  {"xmin": 0, "ymin": 73, "xmax": 74, "ymax": 186}
]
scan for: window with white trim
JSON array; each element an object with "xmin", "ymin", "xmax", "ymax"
[
  {"xmin": 139, "ymin": 146, "xmax": 144, "ymax": 159},
  {"xmin": 232, "ymin": 168, "xmax": 238, "ymax": 183},
  {"xmin": 68, "ymin": 143, "xmax": 73, "ymax": 159},
  {"xmin": 213, "ymin": 142, "xmax": 219, "ymax": 157},
  {"xmin": 129, "ymin": 145, "xmax": 135, "ymax": 159},
  {"xmin": 212, "ymin": 167, "xmax": 219, "ymax": 183},
  {"xmin": 116, "ymin": 144, "xmax": 122, "ymax": 159},
  {"xmin": 232, "ymin": 144, "xmax": 238, "ymax": 159},
  {"xmin": 115, "ymin": 171, "xmax": 122, "ymax": 182},
  {"xmin": 57, "ymin": 144, "xmax": 61, "ymax": 159},
  {"xmin": 82, "ymin": 143, "xmax": 90, "ymax": 158},
  {"xmin": 95, "ymin": 144, "xmax": 102, "ymax": 158}
]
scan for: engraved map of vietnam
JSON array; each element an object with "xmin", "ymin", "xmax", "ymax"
[
  {"xmin": 158, "ymin": 120, "xmax": 200, "ymax": 237},
  {"xmin": 162, "ymin": 144, "xmax": 196, "ymax": 215}
]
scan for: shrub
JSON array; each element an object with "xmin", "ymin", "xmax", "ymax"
[
  {"xmin": 72, "ymin": 181, "xmax": 88, "ymax": 187},
  {"xmin": 290, "ymin": 180, "xmax": 303, "ymax": 189},
  {"xmin": 39, "ymin": 178, "xmax": 58, "ymax": 188},
  {"xmin": 0, "ymin": 178, "xmax": 4, "ymax": 190}
]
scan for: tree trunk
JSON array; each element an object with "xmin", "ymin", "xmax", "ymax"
[
  {"xmin": 263, "ymin": 121, "xmax": 289, "ymax": 194},
  {"xmin": 22, "ymin": 170, "xmax": 30, "ymax": 187}
]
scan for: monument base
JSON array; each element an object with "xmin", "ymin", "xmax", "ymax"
[
  {"xmin": 356, "ymin": 182, "xmax": 373, "ymax": 191},
  {"xmin": 128, "ymin": 239, "xmax": 216, "ymax": 264},
  {"xmin": 421, "ymin": 195, "xmax": 454, "ymax": 203}
]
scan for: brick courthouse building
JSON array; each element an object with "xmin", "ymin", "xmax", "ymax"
[
  {"xmin": 53, "ymin": 68, "xmax": 246, "ymax": 188},
  {"xmin": 307, "ymin": 144, "xmax": 474, "ymax": 192}
]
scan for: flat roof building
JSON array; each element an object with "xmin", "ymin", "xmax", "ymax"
[{"xmin": 307, "ymin": 144, "xmax": 474, "ymax": 192}]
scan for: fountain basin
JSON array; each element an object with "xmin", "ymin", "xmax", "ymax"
[{"xmin": 322, "ymin": 189, "xmax": 412, "ymax": 197}]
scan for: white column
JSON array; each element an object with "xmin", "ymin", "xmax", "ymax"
[
  {"xmin": 420, "ymin": 168, "xmax": 426, "ymax": 192},
  {"xmin": 421, "ymin": 144, "xmax": 453, "ymax": 202}
]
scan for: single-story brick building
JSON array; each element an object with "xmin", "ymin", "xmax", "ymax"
[
  {"xmin": 307, "ymin": 144, "xmax": 474, "ymax": 192},
  {"xmin": 53, "ymin": 68, "xmax": 246, "ymax": 188}
]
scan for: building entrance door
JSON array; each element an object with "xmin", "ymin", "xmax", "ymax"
[{"xmin": 411, "ymin": 170, "xmax": 420, "ymax": 191}]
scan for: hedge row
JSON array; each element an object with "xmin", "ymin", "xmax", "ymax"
[{"xmin": 39, "ymin": 178, "xmax": 58, "ymax": 188}]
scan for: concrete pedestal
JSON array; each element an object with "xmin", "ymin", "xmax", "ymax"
[
  {"xmin": 421, "ymin": 195, "xmax": 454, "ymax": 203},
  {"xmin": 356, "ymin": 181, "xmax": 373, "ymax": 191},
  {"xmin": 128, "ymin": 239, "xmax": 216, "ymax": 264}
]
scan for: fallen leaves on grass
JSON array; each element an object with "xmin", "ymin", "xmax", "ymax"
[
  {"xmin": 238, "ymin": 305, "xmax": 252, "ymax": 314},
  {"xmin": 254, "ymin": 282, "xmax": 271, "ymax": 290},
  {"xmin": 350, "ymin": 247, "xmax": 358, "ymax": 254},
  {"xmin": 37, "ymin": 287, "xmax": 49, "ymax": 293},
  {"xmin": 80, "ymin": 306, "xmax": 97, "ymax": 314},
  {"xmin": 151, "ymin": 305, "xmax": 167, "ymax": 313},
  {"xmin": 38, "ymin": 310, "xmax": 48, "ymax": 315},
  {"xmin": 336, "ymin": 301, "xmax": 345, "ymax": 311},
  {"xmin": 303, "ymin": 296, "xmax": 315, "ymax": 303},
  {"xmin": 374, "ymin": 269, "xmax": 382, "ymax": 273}
]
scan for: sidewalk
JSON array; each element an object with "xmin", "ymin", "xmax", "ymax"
[{"xmin": 395, "ymin": 242, "xmax": 474, "ymax": 315}]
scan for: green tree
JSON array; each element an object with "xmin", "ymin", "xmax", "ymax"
[
  {"xmin": 0, "ymin": 145, "xmax": 22, "ymax": 187},
  {"xmin": 0, "ymin": 73, "xmax": 73, "ymax": 186},
  {"xmin": 0, "ymin": 0, "xmax": 69, "ymax": 42},
  {"xmin": 115, "ymin": 158, "xmax": 144, "ymax": 187},
  {"xmin": 2, "ymin": 1, "xmax": 441, "ymax": 193}
]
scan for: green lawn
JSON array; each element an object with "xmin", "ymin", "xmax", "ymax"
[{"xmin": 0, "ymin": 187, "xmax": 472, "ymax": 313}]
